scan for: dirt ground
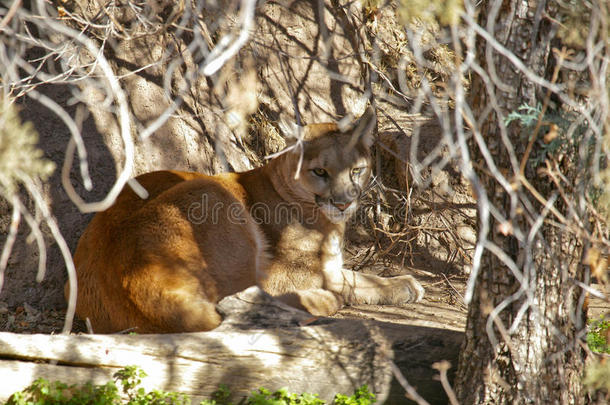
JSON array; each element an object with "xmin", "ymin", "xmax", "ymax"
[
  {"xmin": 0, "ymin": 265, "xmax": 608, "ymax": 404},
  {"xmin": 0, "ymin": 270, "xmax": 466, "ymax": 405}
]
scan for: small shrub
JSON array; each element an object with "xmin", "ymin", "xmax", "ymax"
[
  {"xmin": 6, "ymin": 378, "xmax": 120, "ymax": 405},
  {"xmin": 199, "ymin": 385, "xmax": 231, "ymax": 405},
  {"xmin": 587, "ymin": 317, "xmax": 610, "ymax": 354},
  {"xmin": 504, "ymin": 103, "xmax": 590, "ymax": 170},
  {"xmin": 6, "ymin": 366, "xmax": 188, "ymax": 405},
  {"xmin": 245, "ymin": 387, "xmax": 324, "ymax": 405},
  {"xmin": 333, "ymin": 385, "xmax": 375, "ymax": 405},
  {"xmin": 6, "ymin": 367, "xmax": 375, "ymax": 405}
]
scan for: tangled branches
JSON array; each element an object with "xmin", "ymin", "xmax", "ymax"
[{"xmin": 0, "ymin": 0, "xmax": 609, "ymax": 400}]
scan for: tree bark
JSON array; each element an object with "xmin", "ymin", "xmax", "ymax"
[{"xmin": 455, "ymin": 1, "xmax": 590, "ymax": 403}]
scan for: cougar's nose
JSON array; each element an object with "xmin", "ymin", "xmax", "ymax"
[{"xmin": 331, "ymin": 199, "xmax": 353, "ymax": 212}]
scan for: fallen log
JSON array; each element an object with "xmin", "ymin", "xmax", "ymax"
[{"xmin": 0, "ymin": 287, "xmax": 393, "ymax": 402}]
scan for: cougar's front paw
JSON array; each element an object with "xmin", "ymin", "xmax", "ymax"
[
  {"xmin": 391, "ymin": 274, "xmax": 425, "ymax": 304},
  {"xmin": 276, "ymin": 289, "xmax": 344, "ymax": 317},
  {"xmin": 301, "ymin": 289, "xmax": 344, "ymax": 316}
]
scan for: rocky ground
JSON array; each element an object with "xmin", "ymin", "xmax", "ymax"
[{"xmin": 0, "ymin": 265, "xmax": 608, "ymax": 404}]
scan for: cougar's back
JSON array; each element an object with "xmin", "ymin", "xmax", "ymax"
[
  {"xmin": 67, "ymin": 111, "xmax": 378, "ymax": 333},
  {"xmin": 68, "ymin": 170, "xmax": 267, "ymax": 333}
]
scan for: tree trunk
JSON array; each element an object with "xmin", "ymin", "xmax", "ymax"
[{"xmin": 455, "ymin": 1, "xmax": 591, "ymax": 403}]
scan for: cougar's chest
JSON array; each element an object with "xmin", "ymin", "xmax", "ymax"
[
  {"xmin": 271, "ymin": 222, "xmax": 344, "ymax": 272},
  {"xmin": 273, "ymin": 223, "xmax": 322, "ymax": 261},
  {"xmin": 320, "ymin": 231, "xmax": 344, "ymax": 272}
]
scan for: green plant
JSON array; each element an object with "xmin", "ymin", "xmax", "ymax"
[
  {"xmin": 113, "ymin": 366, "xmax": 190, "ymax": 405},
  {"xmin": 202, "ymin": 385, "xmax": 374, "ymax": 405},
  {"xmin": 5, "ymin": 366, "xmax": 375, "ymax": 405},
  {"xmin": 505, "ymin": 103, "xmax": 543, "ymax": 128},
  {"xmin": 6, "ymin": 378, "xmax": 120, "ymax": 405},
  {"xmin": 587, "ymin": 317, "xmax": 610, "ymax": 354},
  {"xmin": 505, "ymin": 103, "xmax": 580, "ymax": 169},
  {"xmin": 114, "ymin": 366, "xmax": 147, "ymax": 395},
  {"xmin": 246, "ymin": 387, "xmax": 324, "ymax": 405},
  {"xmin": 505, "ymin": 103, "xmax": 603, "ymax": 204},
  {"xmin": 506, "ymin": 102, "xmax": 596, "ymax": 165},
  {"xmin": 333, "ymin": 385, "xmax": 375, "ymax": 405},
  {"xmin": 200, "ymin": 385, "xmax": 231, "ymax": 405},
  {"xmin": 5, "ymin": 366, "xmax": 188, "ymax": 405}
]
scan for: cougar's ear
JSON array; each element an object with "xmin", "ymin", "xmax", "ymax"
[
  {"xmin": 302, "ymin": 123, "xmax": 340, "ymax": 142},
  {"xmin": 347, "ymin": 106, "xmax": 377, "ymax": 149},
  {"xmin": 278, "ymin": 120, "xmax": 306, "ymax": 151}
]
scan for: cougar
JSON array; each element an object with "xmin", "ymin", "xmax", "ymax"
[{"xmin": 66, "ymin": 109, "xmax": 425, "ymax": 333}]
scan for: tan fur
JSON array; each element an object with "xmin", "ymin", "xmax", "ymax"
[{"xmin": 66, "ymin": 112, "xmax": 425, "ymax": 333}]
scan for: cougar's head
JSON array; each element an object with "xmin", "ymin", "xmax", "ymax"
[{"xmin": 285, "ymin": 108, "xmax": 376, "ymax": 224}]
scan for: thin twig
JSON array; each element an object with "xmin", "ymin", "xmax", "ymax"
[{"xmin": 390, "ymin": 360, "xmax": 431, "ymax": 405}]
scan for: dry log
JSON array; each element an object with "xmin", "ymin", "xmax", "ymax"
[{"xmin": 0, "ymin": 287, "xmax": 393, "ymax": 402}]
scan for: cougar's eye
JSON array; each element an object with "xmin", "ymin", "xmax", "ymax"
[
  {"xmin": 312, "ymin": 168, "xmax": 328, "ymax": 177},
  {"xmin": 351, "ymin": 167, "xmax": 365, "ymax": 176}
]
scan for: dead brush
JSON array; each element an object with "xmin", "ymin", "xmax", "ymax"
[{"xmin": 347, "ymin": 170, "xmax": 470, "ymax": 276}]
